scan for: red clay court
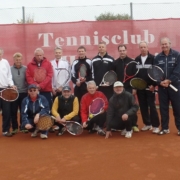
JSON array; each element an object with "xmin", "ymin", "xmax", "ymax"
[{"xmin": 0, "ymin": 109, "xmax": 179, "ymax": 180}]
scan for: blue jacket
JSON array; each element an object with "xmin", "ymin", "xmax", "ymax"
[
  {"xmin": 154, "ymin": 49, "xmax": 180, "ymax": 85},
  {"xmin": 21, "ymin": 94, "xmax": 50, "ymax": 127}
]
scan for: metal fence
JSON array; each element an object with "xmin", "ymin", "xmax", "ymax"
[{"xmin": 0, "ymin": 2, "xmax": 180, "ymax": 24}]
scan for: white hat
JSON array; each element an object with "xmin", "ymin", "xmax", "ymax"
[{"xmin": 114, "ymin": 81, "xmax": 124, "ymax": 87}]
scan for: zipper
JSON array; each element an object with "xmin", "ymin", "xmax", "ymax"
[{"xmin": 165, "ymin": 57, "xmax": 167, "ymax": 78}]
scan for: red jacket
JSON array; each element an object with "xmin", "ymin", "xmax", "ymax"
[
  {"xmin": 80, "ymin": 91, "xmax": 108, "ymax": 123},
  {"xmin": 26, "ymin": 57, "xmax": 53, "ymax": 92}
]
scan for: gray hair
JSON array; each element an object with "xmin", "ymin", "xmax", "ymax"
[
  {"xmin": 139, "ymin": 40, "xmax": 148, "ymax": 47},
  {"xmin": 54, "ymin": 46, "xmax": 62, "ymax": 51},
  {"xmin": 34, "ymin": 48, "xmax": 44, "ymax": 55},
  {"xmin": 160, "ymin": 37, "xmax": 171, "ymax": 45},
  {"xmin": 87, "ymin": 80, "xmax": 97, "ymax": 87}
]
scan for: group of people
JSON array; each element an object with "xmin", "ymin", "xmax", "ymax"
[{"xmin": 0, "ymin": 37, "xmax": 180, "ymax": 139}]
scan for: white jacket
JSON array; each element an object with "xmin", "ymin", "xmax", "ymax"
[{"xmin": 50, "ymin": 58, "xmax": 71, "ymax": 89}]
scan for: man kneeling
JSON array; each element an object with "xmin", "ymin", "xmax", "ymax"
[
  {"xmin": 21, "ymin": 84, "xmax": 50, "ymax": 139},
  {"xmin": 105, "ymin": 81, "xmax": 139, "ymax": 139},
  {"xmin": 51, "ymin": 86, "xmax": 80, "ymax": 136}
]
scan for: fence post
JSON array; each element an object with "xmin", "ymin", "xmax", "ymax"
[
  {"xmin": 130, "ymin": 2, "xmax": 133, "ymax": 20},
  {"xmin": 22, "ymin": 6, "xmax": 25, "ymax": 23}
]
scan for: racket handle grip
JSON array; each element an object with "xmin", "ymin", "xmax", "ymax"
[{"xmin": 169, "ymin": 84, "xmax": 178, "ymax": 92}]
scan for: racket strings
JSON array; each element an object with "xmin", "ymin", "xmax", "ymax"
[
  {"xmin": 79, "ymin": 65, "xmax": 87, "ymax": 78},
  {"xmin": 130, "ymin": 78, "xmax": 147, "ymax": 90},
  {"xmin": 90, "ymin": 99, "xmax": 104, "ymax": 114},
  {"xmin": 34, "ymin": 67, "xmax": 47, "ymax": 83},
  {"xmin": 104, "ymin": 72, "xmax": 117, "ymax": 85},
  {"xmin": 66, "ymin": 122, "xmax": 83, "ymax": 135},
  {"xmin": 148, "ymin": 67, "xmax": 164, "ymax": 81},
  {"xmin": 37, "ymin": 116, "xmax": 54, "ymax": 130},
  {"xmin": 125, "ymin": 62, "xmax": 138, "ymax": 77},
  {"xmin": 56, "ymin": 70, "xmax": 70, "ymax": 87},
  {"xmin": 1, "ymin": 89, "xmax": 18, "ymax": 101}
]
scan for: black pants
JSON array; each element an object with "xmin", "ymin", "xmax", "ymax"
[
  {"xmin": 108, "ymin": 115, "xmax": 133, "ymax": 131},
  {"xmin": 158, "ymin": 84, "xmax": 180, "ymax": 130},
  {"xmin": 0, "ymin": 88, "xmax": 11, "ymax": 132},
  {"xmin": 58, "ymin": 115, "xmax": 81, "ymax": 130},
  {"xmin": 137, "ymin": 89, "xmax": 160, "ymax": 127},
  {"xmin": 11, "ymin": 92, "xmax": 27, "ymax": 130},
  {"xmin": 98, "ymin": 86, "xmax": 113, "ymax": 101},
  {"xmin": 87, "ymin": 112, "xmax": 106, "ymax": 130},
  {"xmin": 125, "ymin": 87, "xmax": 138, "ymax": 127},
  {"xmin": 40, "ymin": 92, "xmax": 53, "ymax": 110}
]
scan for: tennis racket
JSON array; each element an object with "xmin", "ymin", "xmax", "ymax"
[
  {"xmin": 0, "ymin": 88, "xmax": 19, "ymax": 102},
  {"xmin": 56, "ymin": 68, "xmax": 70, "ymax": 89},
  {"xmin": 99, "ymin": 71, "xmax": 117, "ymax": 86},
  {"xmin": 37, "ymin": 115, "xmax": 54, "ymax": 131},
  {"xmin": 78, "ymin": 64, "xmax": 87, "ymax": 81},
  {"xmin": 88, "ymin": 98, "xmax": 105, "ymax": 120},
  {"xmin": 130, "ymin": 78, "xmax": 147, "ymax": 90},
  {"xmin": 123, "ymin": 61, "xmax": 139, "ymax": 83},
  {"xmin": 147, "ymin": 65, "xmax": 178, "ymax": 92},
  {"xmin": 51, "ymin": 116, "xmax": 83, "ymax": 136},
  {"xmin": 34, "ymin": 66, "xmax": 47, "ymax": 83}
]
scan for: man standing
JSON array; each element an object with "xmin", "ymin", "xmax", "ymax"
[
  {"xmin": 91, "ymin": 41, "xmax": 114, "ymax": 100},
  {"xmin": 113, "ymin": 44, "xmax": 139, "ymax": 132},
  {"xmin": 26, "ymin": 48, "xmax": 53, "ymax": 109},
  {"xmin": 154, "ymin": 37, "xmax": 180, "ymax": 135},
  {"xmin": 135, "ymin": 41, "xmax": 160, "ymax": 133},
  {"xmin": 11, "ymin": 52, "xmax": 28, "ymax": 134},
  {"xmin": 51, "ymin": 46, "xmax": 71, "ymax": 99},
  {"xmin": 71, "ymin": 46, "xmax": 92, "ymax": 103},
  {"xmin": 0, "ymin": 48, "xmax": 16, "ymax": 137},
  {"xmin": 105, "ymin": 81, "xmax": 139, "ymax": 139}
]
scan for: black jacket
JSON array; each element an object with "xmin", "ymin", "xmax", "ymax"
[
  {"xmin": 135, "ymin": 52, "xmax": 156, "ymax": 86},
  {"xmin": 92, "ymin": 52, "xmax": 114, "ymax": 86},
  {"xmin": 113, "ymin": 56, "xmax": 134, "ymax": 91},
  {"xmin": 106, "ymin": 90, "xmax": 139, "ymax": 131}
]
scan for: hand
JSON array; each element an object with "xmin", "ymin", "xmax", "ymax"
[
  {"xmin": 148, "ymin": 85, "xmax": 155, "ymax": 92},
  {"xmin": 132, "ymin": 89, "xmax": 137, "ymax": 95},
  {"xmin": 52, "ymin": 88, "xmax": 57, "ymax": 96},
  {"xmin": 36, "ymin": 84, "xmax": 41, "ymax": 90},
  {"xmin": 83, "ymin": 122, "xmax": 88, "ymax": 128},
  {"xmin": 34, "ymin": 114, "xmax": 40, "ymax": 124},
  {"xmin": 56, "ymin": 87, "xmax": 62, "ymax": 92},
  {"xmin": 105, "ymin": 131, "xmax": 112, "ymax": 139},
  {"xmin": 76, "ymin": 80, "xmax": 81, "ymax": 87},
  {"xmin": 100, "ymin": 109, "xmax": 105, "ymax": 114},
  {"xmin": 80, "ymin": 77, "xmax": 86, "ymax": 83},
  {"xmin": 57, "ymin": 118, "xmax": 66, "ymax": 124},
  {"xmin": 122, "ymin": 114, "xmax": 128, "ymax": 121},
  {"xmin": 25, "ymin": 124, "xmax": 33, "ymax": 129},
  {"xmin": 11, "ymin": 85, "xmax": 17, "ymax": 90}
]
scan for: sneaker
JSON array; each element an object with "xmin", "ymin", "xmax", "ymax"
[
  {"xmin": 97, "ymin": 129, "xmax": 106, "ymax": 136},
  {"xmin": 57, "ymin": 127, "xmax": 66, "ymax": 136},
  {"xmin": 152, "ymin": 127, "xmax": 160, "ymax": 134},
  {"xmin": 40, "ymin": 133, "xmax": 48, "ymax": 139},
  {"xmin": 132, "ymin": 126, "xmax": 139, "ymax": 132},
  {"xmin": 54, "ymin": 126, "xmax": 59, "ymax": 131},
  {"xmin": 141, "ymin": 125, "xmax": 152, "ymax": 131},
  {"xmin": 20, "ymin": 129, "xmax": 29, "ymax": 133},
  {"xmin": 3, "ymin": 132, "xmax": 13, "ymax": 137},
  {"xmin": 125, "ymin": 131, "xmax": 132, "ymax": 138},
  {"xmin": 158, "ymin": 129, "xmax": 170, "ymax": 135},
  {"xmin": 121, "ymin": 129, "xmax": 127, "ymax": 136},
  {"xmin": 31, "ymin": 129, "xmax": 38, "ymax": 138},
  {"xmin": 49, "ymin": 127, "xmax": 55, "ymax": 133},
  {"xmin": 111, "ymin": 128, "xmax": 121, "ymax": 132},
  {"xmin": 11, "ymin": 129, "xmax": 18, "ymax": 135}
]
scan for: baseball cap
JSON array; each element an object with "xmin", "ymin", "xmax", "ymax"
[
  {"xmin": 28, "ymin": 84, "xmax": 38, "ymax": 90},
  {"xmin": 62, "ymin": 86, "xmax": 71, "ymax": 91},
  {"xmin": 113, "ymin": 81, "xmax": 124, "ymax": 87}
]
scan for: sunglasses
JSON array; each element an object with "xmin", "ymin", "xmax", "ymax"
[{"xmin": 29, "ymin": 89, "xmax": 37, "ymax": 92}]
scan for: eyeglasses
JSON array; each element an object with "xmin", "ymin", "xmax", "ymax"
[{"xmin": 29, "ymin": 89, "xmax": 36, "ymax": 92}]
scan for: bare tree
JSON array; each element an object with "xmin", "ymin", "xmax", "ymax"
[{"xmin": 17, "ymin": 14, "xmax": 35, "ymax": 24}]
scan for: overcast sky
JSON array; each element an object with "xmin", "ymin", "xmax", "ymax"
[{"xmin": 0, "ymin": 0, "xmax": 180, "ymax": 23}]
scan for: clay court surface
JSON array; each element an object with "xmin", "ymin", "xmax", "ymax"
[{"xmin": 0, "ymin": 109, "xmax": 180, "ymax": 180}]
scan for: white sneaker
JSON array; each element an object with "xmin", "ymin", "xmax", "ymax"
[
  {"xmin": 54, "ymin": 126, "xmax": 59, "ymax": 131},
  {"xmin": 152, "ymin": 127, "xmax": 160, "ymax": 134},
  {"xmin": 141, "ymin": 125, "xmax": 152, "ymax": 131},
  {"xmin": 40, "ymin": 134, "xmax": 48, "ymax": 139},
  {"xmin": 31, "ymin": 129, "xmax": 38, "ymax": 137},
  {"xmin": 125, "ymin": 131, "xmax": 132, "ymax": 138},
  {"xmin": 121, "ymin": 129, "xmax": 126, "ymax": 136}
]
